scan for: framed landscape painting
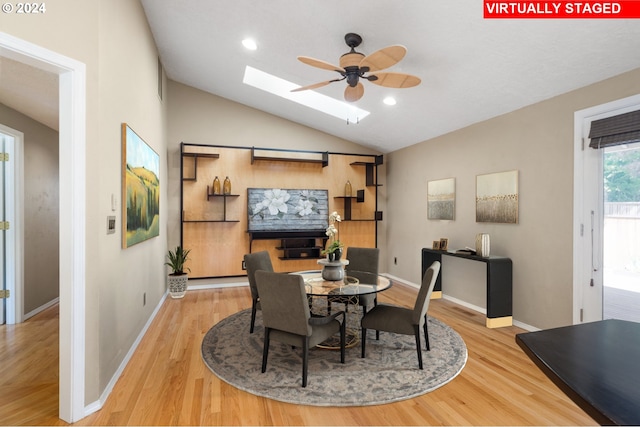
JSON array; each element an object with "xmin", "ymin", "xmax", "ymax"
[
  {"xmin": 476, "ymin": 170, "xmax": 518, "ymax": 224},
  {"xmin": 122, "ymin": 123, "xmax": 160, "ymax": 248},
  {"xmin": 428, "ymin": 178, "xmax": 455, "ymax": 220}
]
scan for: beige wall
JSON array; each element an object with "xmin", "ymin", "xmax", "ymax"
[
  {"xmin": 1, "ymin": 0, "xmax": 168, "ymax": 404},
  {"xmin": 0, "ymin": 103, "xmax": 59, "ymax": 314},
  {"xmin": 386, "ymin": 67, "xmax": 640, "ymax": 330}
]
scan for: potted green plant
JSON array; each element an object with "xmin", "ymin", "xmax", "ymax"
[{"xmin": 165, "ymin": 246, "xmax": 191, "ymax": 299}]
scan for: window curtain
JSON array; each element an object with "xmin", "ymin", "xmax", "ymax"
[{"xmin": 588, "ymin": 109, "xmax": 640, "ymax": 149}]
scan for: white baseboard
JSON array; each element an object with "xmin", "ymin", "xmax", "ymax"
[
  {"xmin": 82, "ymin": 280, "xmax": 252, "ymax": 416},
  {"xmin": 187, "ymin": 281, "xmax": 248, "ymax": 290},
  {"xmin": 383, "ymin": 273, "xmax": 538, "ymax": 331},
  {"xmin": 84, "ymin": 291, "xmax": 169, "ymax": 417},
  {"xmin": 23, "ymin": 297, "xmax": 59, "ymax": 320}
]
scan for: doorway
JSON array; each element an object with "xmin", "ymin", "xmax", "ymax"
[
  {"xmin": 0, "ymin": 124, "xmax": 24, "ymax": 326},
  {"xmin": 574, "ymin": 94, "xmax": 640, "ymax": 324},
  {"xmin": 0, "ymin": 32, "xmax": 86, "ymax": 422},
  {"xmin": 0, "ymin": 132, "xmax": 6, "ymax": 325},
  {"xmin": 603, "ymin": 142, "xmax": 640, "ymax": 322}
]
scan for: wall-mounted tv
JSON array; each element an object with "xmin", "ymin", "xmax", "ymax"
[{"xmin": 247, "ymin": 188, "xmax": 329, "ymax": 232}]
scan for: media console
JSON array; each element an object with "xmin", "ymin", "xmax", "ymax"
[
  {"xmin": 421, "ymin": 248, "xmax": 513, "ymax": 328},
  {"xmin": 249, "ymin": 230, "xmax": 328, "ymax": 260}
]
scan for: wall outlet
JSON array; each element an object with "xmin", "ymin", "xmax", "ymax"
[{"xmin": 242, "ymin": 260, "xmax": 246, "ymax": 270}]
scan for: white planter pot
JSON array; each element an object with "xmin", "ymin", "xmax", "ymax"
[{"xmin": 168, "ymin": 273, "xmax": 188, "ymax": 299}]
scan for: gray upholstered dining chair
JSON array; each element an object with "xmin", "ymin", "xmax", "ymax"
[
  {"xmin": 255, "ymin": 270, "xmax": 346, "ymax": 387},
  {"xmin": 243, "ymin": 251, "xmax": 274, "ymax": 333},
  {"xmin": 360, "ymin": 261, "xmax": 441, "ymax": 369},
  {"xmin": 328, "ymin": 246, "xmax": 380, "ymax": 314}
]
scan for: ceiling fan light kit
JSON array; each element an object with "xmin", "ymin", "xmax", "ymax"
[{"xmin": 292, "ymin": 33, "xmax": 421, "ymax": 102}]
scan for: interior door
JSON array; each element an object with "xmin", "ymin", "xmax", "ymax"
[{"xmin": 1, "ymin": 133, "xmax": 6, "ymax": 325}]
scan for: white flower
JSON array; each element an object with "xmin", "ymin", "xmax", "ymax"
[
  {"xmin": 256, "ymin": 189, "xmax": 290, "ymax": 216},
  {"xmin": 329, "ymin": 211, "xmax": 341, "ymax": 223},
  {"xmin": 325, "ymin": 224, "xmax": 337, "ymax": 238},
  {"xmin": 295, "ymin": 199, "xmax": 315, "ymax": 216}
]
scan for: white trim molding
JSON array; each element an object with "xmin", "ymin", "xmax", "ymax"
[
  {"xmin": 0, "ymin": 31, "xmax": 87, "ymax": 423},
  {"xmin": 573, "ymin": 93, "xmax": 640, "ymax": 325}
]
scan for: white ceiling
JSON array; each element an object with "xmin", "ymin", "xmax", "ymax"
[
  {"xmin": 2, "ymin": 1, "xmax": 640, "ymax": 152},
  {"xmin": 140, "ymin": 0, "xmax": 640, "ymax": 153}
]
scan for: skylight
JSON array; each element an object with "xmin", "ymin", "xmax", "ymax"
[{"xmin": 242, "ymin": 66, "xmax": 370, "ymax": 123}]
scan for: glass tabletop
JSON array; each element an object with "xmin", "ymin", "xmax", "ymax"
[{"xmin": 297, "ymin": 270, "xmax": 393, "ymax": 297}]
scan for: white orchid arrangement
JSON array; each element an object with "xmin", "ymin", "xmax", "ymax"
[{"xmin": 322, "ymin": 211, "xmax": 343, "ymax": 255}]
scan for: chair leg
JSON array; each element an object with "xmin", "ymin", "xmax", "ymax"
[
  {"xmin": 250, "ymin": 300, "xmax": 258, "ymax": 334},
  {"xmin": 340, "ymin": 318, "xmax": 346, "ymax": 364},
  {"xmin": 424, "ymin": 314, "xmax": 430, "ymax": 351},
  {"xmin": 361, "ymin": 327, "xmax": 367, "ymax": 358},
  {"xmin": 261, "ymin": 328, "xmax": 271, "ymax": 373},
  {"xmin": 374, "ymin": 298, "xmax": 380, "ymax": 340},
  {"xmin": 302, "ymin": 337, "xmax": 309, "ymax": 387},
  {"xmin": 361, "ymin": 306, "xmax": 380, "ymax": 340},
  {"xmin": 414, "ymin": 325, "xmax": 423, "ymax": 370}
]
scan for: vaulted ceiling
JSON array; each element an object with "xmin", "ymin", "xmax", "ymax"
[
  {"xmin": 140, "ymin": 0, "xmax": 640, "ymax": 152},
  {"xmin": 2, "ymin": 1, "xmax": 640, "ymax": 153}
]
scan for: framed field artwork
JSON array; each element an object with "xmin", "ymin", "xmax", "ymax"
[
  {"xmin": 476, "ymin": 170, "xmax": 519, "ymax": 224},
  {"xmin": 122, "ymin": 123, "xmax": 160, "ymax": 248},
  {"xmin": 428, "ymin": 178, "xmax": 455, "ymax": 220}
]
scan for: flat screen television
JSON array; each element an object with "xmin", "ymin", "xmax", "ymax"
[{"xmin": 247, "ymin": 188, "xmax": 328, "ymax": 232}]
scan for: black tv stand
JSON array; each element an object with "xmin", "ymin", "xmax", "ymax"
[{"xmin": 248, "ymin": 230, "xmax": 328, "ymax": 260}]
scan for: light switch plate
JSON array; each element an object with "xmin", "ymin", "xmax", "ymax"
[{"xmin": 107, "ymin": 216, "xmax": 116, "ymax": 234}]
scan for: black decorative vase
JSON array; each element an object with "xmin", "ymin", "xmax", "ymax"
[{"xmin": 328, "ymin": 248, "xmax": 343, "ymax": 262}]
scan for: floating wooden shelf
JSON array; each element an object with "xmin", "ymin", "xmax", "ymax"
[
  {"xmin": 351, "ymin": 155, "xmax": 383, "ymax": 187},
  {"xmin": 182, "ymin": 219, "xmax": 240, "ymax": 223},
  {"xmin": 181, "ymin": 149, "xmax": 220, "ymax": 181},
  {"xmin": 251, "ymin": 147, "xmax": 329, "ymax": 167}
]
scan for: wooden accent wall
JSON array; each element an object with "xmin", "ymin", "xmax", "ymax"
[{"xmin": 181, "ymin": 144, "xmax": 381, "ymax": 278}]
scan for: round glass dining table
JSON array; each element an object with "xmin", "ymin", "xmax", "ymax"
[
  {"xmin": 297, "ymin": 270, "xmax": 393, "ymax": 297},
  {"xmin": 295, "ymin": 270, "xmax": 393, "ymax": 348}
]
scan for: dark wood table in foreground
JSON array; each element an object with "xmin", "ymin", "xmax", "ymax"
[{"xmin": 516, "ymin": 319, "xmax": 640, "ymax": 426}]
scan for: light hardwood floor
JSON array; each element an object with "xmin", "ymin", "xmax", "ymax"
[{"xmin": 0, "ymin": 283, "xmax": 597, "ymax": 426}]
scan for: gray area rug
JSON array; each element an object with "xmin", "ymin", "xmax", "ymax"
[{"xmin": 201, "ymin": 306, "xmax": 467, "ymax": 406}]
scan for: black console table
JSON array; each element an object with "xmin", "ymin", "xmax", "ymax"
[
  {"xmin": 422, "ymin": 248, "xmax": 512, "ymax": 328},
  {"xmin": 516, "ymin": 319, "xmax": 640, "ymax": 425}
]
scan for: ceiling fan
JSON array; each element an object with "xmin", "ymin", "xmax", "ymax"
[{"xmin": 291, "ymin": 33, "xmax": 421, "ymax": 102}]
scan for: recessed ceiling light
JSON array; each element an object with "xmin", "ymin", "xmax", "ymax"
[
  {"xmin": 242, "ymin": 38, "xmax": 257, "ymax": 50},
  {"xmin": 383, "ymin": 97, "xmax": 397, "ymax": 106},
  {"xmin": 243, "ymin": 66, "xmax": 370, "ymax": 123}
]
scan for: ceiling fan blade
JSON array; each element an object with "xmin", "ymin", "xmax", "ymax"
[
  {"xmin": 359, "ymin": 45, "xmax": 407, "ymax": 72},
  {"xmin": 344, "ymin": 82, "xmax": 364, "ymax": 102},
  {"xmin": 290, "ymin": 80, "xmax": 335, "ymax": 92},
  {"xmin": 368, "ymin": 72, "xmax": 421, "ymax": 88},
  {"xmin": 297, "ymin": 56, "xmax": 345, "ymax": 73}
]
